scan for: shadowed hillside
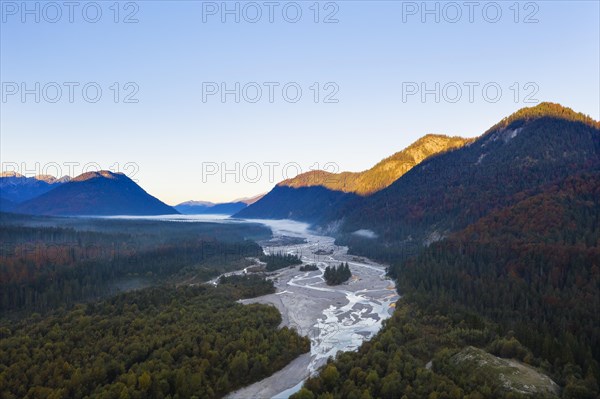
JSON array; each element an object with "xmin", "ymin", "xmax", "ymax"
[
  {"xmin": 14, "ymin": 171, "xmax": 178, "ymax": 216},
  {"xmin": 338, "ymin": 103, "xmax": 600, "ymax": 249},
  {"xmin": 235, "ymin": 134, "xmax": 470, "ymax": 222},
  {"xmin": 280, "ymin": 134, "xmax": 470, "ymax": 195}
]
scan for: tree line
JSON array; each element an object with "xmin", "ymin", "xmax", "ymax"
[{"xmin": 0, "ymin": 277, "xmax": 310, "ymax": 398}]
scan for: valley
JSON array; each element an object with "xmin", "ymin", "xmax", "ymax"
[
  {"xmin": 3, "ymin": 0, "xmax": 599, "ymax": 394},
  {"xmin": 226, "ymin": 219, "xmax": 398, "ymax": 398},
  {"xmin": 1, "ymin": 104, "xmax": 599, "ymax": 398}
]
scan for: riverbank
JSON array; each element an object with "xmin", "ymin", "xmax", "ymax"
[{"xmin": 226, "ymin": 219, "xmax": 399, "ymax": 399}]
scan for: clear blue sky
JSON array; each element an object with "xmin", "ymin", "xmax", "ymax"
[{"xmin": 1, "ymin": 0, "xmax": 599, "ymax": 204}]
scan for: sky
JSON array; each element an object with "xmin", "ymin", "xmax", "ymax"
[{"xmin": 1, "ymin": 0, "xmax": 599, "ymax": 204}]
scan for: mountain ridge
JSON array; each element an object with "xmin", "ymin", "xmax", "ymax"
[
  {"xmin": 279, "ymin": 134, "xmax": 471, "ymax": 196},
  {"xmin": 235, "ymin": 134, "xmax": 471, "ymax": 221},
  {"xmin": 0, "ymin": 173, "xmax": 71, "ymax": 203},
  {"xmin": 13, "ymin": 170, "xmax": 178, "ymax": 216},
  {"xmin": 336, "ymin": 102, "xmax": 600, "ymax": 252},
  {"xmin": 175, "ymin": 201, "xmax": 248, "ymax": 215}
]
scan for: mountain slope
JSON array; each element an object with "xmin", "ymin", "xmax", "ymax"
[
  {"xmin": 0, "ymin": 172, "xmax": 71, "ymax": 203},
  {"xmin": 392, "ymin": 171, "xmax": 600, "ymax": 394},
  {"xmin": 295, "ymin": 166, "xmax": 600, "ymax": 399},
  {"xmin": 338, "ymin": 103, "xmax": 600, "ymax": 247},
  {"xmin": 233, "ymin": 193, "xmax": 266, "ymax": 205},
  {"xmin": 175, "ymin": 201, "xmax": 248, "ymax": 215},
  {"xmin": 14, "ymin": 171, "xmax": 178, "ymax": 216},
  {"xmin": 234, "ymin": 185, "xmax": 358, "ymax": 222},
  {"xmin": 0, "ymin": 197, "xmax": 16, "ymax": 212},
  {"xmin": 235, "ymin": 134, "xmax": 470, "ymax": 222},
  {"xmin": 281, "ymin": 134, "xmax": 470, "ymax": 195}
]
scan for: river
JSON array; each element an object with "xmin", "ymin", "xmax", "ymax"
[
  {"xmin": 226, "ymin": 219, "xmax": 399, "ymax": 399},
  {"xmin": 104, "ymin": 215, "xmax": 399, "ymax": 398}
]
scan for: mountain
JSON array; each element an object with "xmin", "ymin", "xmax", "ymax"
[
  {"xmin": 235, "ymin": 135, "xmax": 470, "ymax": 222},
  {"xmin": 174, "ymin": 193, "xmax": 265, "ymax": 215},
  {"xmin": 293, "ymin": 107, "xmax": 600, "ymax": 398},
  {"xmin": 390, "ymin": 171, "xmax": 600, "ymax": 394},
  {"xmin": 281, "ymin": 134, "xmax": 470, "ymax": 195},
  {"xmin": 13, "ymin": 171, "xmax": 178, "ymax": 216},
  {"xmin": 234, "ymin": 185, "xmax": 359, "ymax": 222},
  {"xmin": 0, "ymin": 197, "xmax": 16, "ymax": 212},
  {"xmin": 175, "ymin": 200, "xmax": 248, "ymax": 215},
  {"xmin": 337, "ymin": 103, "xmax": 600, "ymax": 250},
  {"xmin": 0, "ymin": 172, "xmax": 71, "ymax": 203},
  {"xmin": 177, "ymin": 200, "xmax": 215, "ymax": 207},
  {"xmin": 232, "ymin": 193, "xmax": 266, "ymax": 205}
]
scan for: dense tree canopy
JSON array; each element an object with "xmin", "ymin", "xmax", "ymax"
[
  {"xmin": 0, "ymin": 277, "xmax": 310, "ymax": 398},
  {"xmin": 260, "ymin": 252, "xmax": 302, "ymax": 271},
  {"xmin": 0, "ymin": 216, "xmax": 268, "ymax": 313},
  {"xmin": 323, "ymin": 263, "xmax": 351, "ymax": 285},
  {"xmin": 390, "ymin": 173, "xmax": 600, "ymax": 394},
  {"xmin": 337, "ymin": 106, "xmax": 600, "ymax": 247},
  {"xmin": 297, "ymin": 172, "xmax": 600, "ymax": 398}
]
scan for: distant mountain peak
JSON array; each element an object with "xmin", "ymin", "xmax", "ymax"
[
  {"xmin": 33, "ymin": 174, "xmax": 57, "ymax": 183},
  {"xmin": 72, "ymin": 170, "xmax": 124, "ymax": 182},
  {"xmin": 232, "ymin": 193, "xmax": 266, "ymax": 205},
  {"xmin": 54, "ymin": 175, "xmax": 72, "ymax": 184},
  {"xmin": 0, "ymin": 171, "xmax": 23, "ymax": 178},
  {"xmin": 174, "ymin": 199, "xmax": 249, "ymax": 215},
  {"xmin": 177, "ymin": 200, "xmax": 215, "ymax": 207},
  {"xmin": 0, "ymin": 172, "xmax": 72, "ymax": 203},
  {"xmin": 34, "ymin": 174, "xmax": 72, "ymax": 184}
]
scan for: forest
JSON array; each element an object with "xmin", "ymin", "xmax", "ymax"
[
  {"xmin": 292, "ymin": 301, "xmax": 536, "ymax": 399},
  {"xmin": 337, "ymin": 107, "xmax": 600, "ymax": 247},
  {"xmin": 0, "ymin": 214, "xmax": 270, "ymax": 313},
  {"xmin": 296, "ymin": 172, "xmax": 600, "ymax": 398},
  {"xmin": 392, "ymin": 172, "xmax": 600, "ymax": 396},
  {"xmin": 291, "ymin": 299, "xmax": 573, "ymax": 399},
  {"xmin": 323, "ymin": 263, "xmax": 351, "ymax": 285},
  {"xmin": 259, "ymin": 252, "xmax": 302, "ymax": 271},
  {"xmin": 0, "ymin": 276, "xmax": 310, "ymax": 398}
]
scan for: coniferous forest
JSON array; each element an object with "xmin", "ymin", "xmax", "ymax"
[
  {"xmin": 2, "ymin": 105, "xmax": 599, "ymax": 399},
  {"xmin": 292, "ymin": 172, "xmax": 600, "ymax": 399},
  {"xmin": 0, "ymin": 278, "xmax": 310, "ymax": 398},
  {"xmin": 323, "ymin": 262, "xmax": 351, "ymax": 285},
  {"xmin": 260, "ymin": 252, "xmax": 303, "ymax": 271},
  {"xmin": 288, "ymin": 108, "xmax": 600, "ymax": 398},
  {"xmin": 0, "ymin": 215, "xmax": 270, "ymax": 313},
  {"xmin": 3, "ymin": 0, "xmax": 600, "ymax": 391},
  {"xmin": 0, "ymin": 215, "xmax": 310, "ymax": 398}
]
